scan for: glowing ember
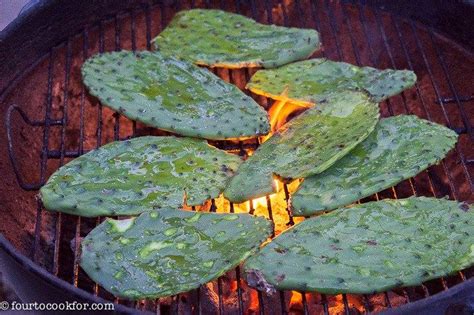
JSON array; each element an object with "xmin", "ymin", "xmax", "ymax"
[{"xmin": 248, "ymin": 290, "xmax": 260, "ymax": 312}]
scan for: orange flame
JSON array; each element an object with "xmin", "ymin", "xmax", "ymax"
[
  {"xmin": 251, "ymin": 180, "xmax": 280, "ymax": 208},
  {"xmin": 263, "ymin": 97, "xmax": 312, "ymax": 142},
  {"xmin": 290, "ymin": 291, "xmax": 304, "ymax": 311}
]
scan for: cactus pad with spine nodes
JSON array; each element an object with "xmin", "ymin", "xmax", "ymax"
[
  {"xmin": 291, "ymin": 115, "xmax": 458, "ymax": 216},
  {"xmin": 80, "ymin": 208, "xmax": 273, "ymax": 299},
  {"xmin": 247, "ymin": 58, "xmax": 417, "ymax": 104},
  {"xmin": 244, "ymin": 197, "xmax": 474, "ymax": 294},
  {"xmin": 81, "ymin": 50, "xmax": 269, "ymax": 140},
  {"xmin": 40, "ymin": 136, "xmax": 242, "ymax": 217},
  {"xmin": 223, "ymin": 91, "xmax": 379, "ymax": 203},
  {"xmin": 152, "ymin": 9, "xmax": 320, "ymax": 69}
]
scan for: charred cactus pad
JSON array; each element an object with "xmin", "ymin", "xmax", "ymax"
[
  {"xmin": 80, "ymin": 209, "xmax": 273, "ymax": 299},
  {"xmin": 291, "ymin": 115, "xmax": 458, "ymax": 216},
  {"xmin": 81, "ymin": 50, "xmax": 269, "ymax": 139},
  {"xmin": 247, "ymin": 58, "xmax": 416, "ymax": 104},
  {"xmin": 153, "ymin": 9, "xmax": 320, "ymax": 68},
  {"xmin": 224, "ymin": 91, "xmax": 379, "ymax": 203},
  {"xmin": 40, "ymin": 136, "xmax": 242, "ymax": 217},
  {"xmin": 244, "ymin": 197, "xmax": 474, "ymax": 294}
]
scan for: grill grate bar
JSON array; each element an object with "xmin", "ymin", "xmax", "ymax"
[
  {"xmin": 145, "ymin": 4, "xmax": 152, "ymax": 50},
  {"xmin": 264, "ymin": 0, "xmax": 273, "ymax": 24},
  {"xmin": 342, "ymin": 294, "xmax": 350, "ymax": 314},
  {"xmin": 363, "ymin": 294, "xmax": 372, "ymax": 312},
  {"xmin": 409, "ymin": 21, "xmax": 474, "ymax": 190},
  {"xmin": 258, "ymin": 290, "xmax": 265, "ymax": 315},
  {"xmin": 321, "ymin": 294, "xmax": 329, "ymax": 315},
  {"xmin": 324, "ymin": 0, "xmax": 345, "ymax": 60},
  {"xmin": 279, "ymin": 291, "xmax": 287, "ymax": 315},
  {"xmin": 301, "ymin": 292, "xmax": 309, "ymax": 315},
  {"xmin": 130, "ymin": 9, "xmax": 138, "ymax": 137},
  {"xmin": 428, "ymin": 31, "xmax": 474, "ymax": 141},
  {"xmin": 32, "ymin": 199, "xmax": 44, "ymax": 263},
  {"xmin": 90, "ymin": 20, "xmax": 107, "ymax": 299},
  {"xmin": 384, "ymin": 291, "xmax": 392, "ymax": 308},
  {"xmin": 113, "ymin": 16, "xmax": 121, "ymax": 141},
  {"xmin": 217, "ymin": 278, "xmax": 224, "ymax": 314},
  {"xmin": 52, "ymin": 38, "xmax": 74, "ymax": 277},
  {"xmin": 72, "ymin": 29, "xmax": 89, "ymax": 289},
  {"xmin": 31, "ymin": 51, "xmax": 56, "ymax": 265},
  {"xmin": 229, "ymin": 203, "xmax": 245, "ymax": 315},
  {"xmin": 391, "ymin": 17, "xmax": 457, "ymax": 202},
  {"xmin": 96, "ymin": 22, "xmax": 105, "ymax": 148}
]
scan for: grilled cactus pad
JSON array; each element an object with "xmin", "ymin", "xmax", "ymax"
[
  {"xmin": 244, "ymin": 197, "xmax": 474, "ymax": 294},
  {"xmin": 153, "ymin": 9, "xmax": 320, "ymax": 69},
  {"xmin": 82, "ymin": 50, "xmax": 269, "ymax": 140},
  {"xmin": 247, "ymin": 58, "xmax": 416, "ymax": 104},
  {"xmin": 291, "ymin": 115, "xmax": 458, "ymax": 216},
  {"xmin": 224, "ymin": 91, "xmax": 379, "ymax": 203},
  {"xmin": 80, "ymin": 209, "xmax": 273, "ymax": 299},
  {"xmin": 40, "ymin": 136, "xmax": 242, "ymax": 217}
]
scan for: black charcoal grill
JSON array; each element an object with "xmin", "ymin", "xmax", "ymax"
[{"xmin": 1, "ymin": 0, "xmax": 473, "ymax": 314}]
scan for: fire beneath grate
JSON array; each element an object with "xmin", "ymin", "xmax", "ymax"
[{"xmin": 2, "ymin": 0, "xmax": 474, "ymax": 314}]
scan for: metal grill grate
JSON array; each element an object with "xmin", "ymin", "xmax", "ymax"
[{"xmin": 3, "ymin": 0, "xmax": 474, "ymax": 313}]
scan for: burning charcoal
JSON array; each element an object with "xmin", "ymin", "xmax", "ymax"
[
  {"xmin": 81, "ymin": 50, "xmax": 269, "ymax": 140},
  {"xmin": 291, "ymin": 115, "xmax": 458, "ymax": 216},
  {"xmin": 247, "ymin": 58, "xmax": 416, "ymax": 105},
  {"xmin": 153, "ymin": 9, "xmax": 320, "ymax": 69},
  {"xmin": 80, "ymin": 209, "xmax": 272, "ymax": 299},
  {"xmin": 40, "ymin": 136, "xmax": 241, "ymax": 217},
  {"xmin": 224, "ymin": 91, "xmax": 379, "ymax": 203},
  {"xmin": 244, "ymin": 197, "xmax": 474, "ymax": 294}
]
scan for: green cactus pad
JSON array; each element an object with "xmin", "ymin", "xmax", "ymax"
[
  {"xmin": 152, "ymin": 9, "xmax": 320, "ymax": 69},
  {"xmin": 291, "ymin": 115, "xmax": 458, "ymax": 216},
  {"xmin": 40, "ymin": 136, "xmax": 242, "ymax": 217},
  {"xmin": 244, "ymin": 197, "xmax": 474, "ymax": 294},
  {"xmin": 80, "ymin": 208, "xmax": 273, "ymax": 299},
  {"xmin": 247, "ymin": 58, "xmax": 416, "ymax": 104},
  {"xmin": 81, "ymin": 50, "xmax": 269, "ymax": 140},
  {"xmin": 223, "ymin": 91, "xmax": 379, "ymax": 203}
]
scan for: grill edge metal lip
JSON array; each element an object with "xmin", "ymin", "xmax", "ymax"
[{"xmin": 0, "ymin": 234, "xmax": 146, "ymax": 314}]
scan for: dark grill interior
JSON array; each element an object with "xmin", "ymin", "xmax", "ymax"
[{"xmin": 1, "ymin": 0, "xmax": 473, "ymax": 314}]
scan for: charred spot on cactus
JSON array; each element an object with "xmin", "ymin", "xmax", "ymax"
[
  {"xmin": 336, "ymin": 278, "xmax": 345, "ymax": 284},
  {"xmin": 459, "ymin": 202, "xmax": 470, "ymax": 212},
  {"xmin": 274, "ymin": 247, "xmax": 288, "ymax": 254},
  {"xmin": 421, "ymin": 270, "xmax": 431, "ymax": 277},
  {"xmin": 330, "ymin": 244, "xmax": 342, "ymax": 251},
  {"xmin": 274, "ymin": 274, "xmax": 286, "ymax": 283},
  {"xmin": 331, "ymin": 238, "xmax": 340, "ymax": 244}
]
